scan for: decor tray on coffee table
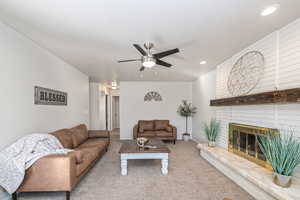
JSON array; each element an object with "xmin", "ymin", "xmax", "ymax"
[{"xmin": 119, "ymin": 140, "xmax": 170, "ymax": 175}]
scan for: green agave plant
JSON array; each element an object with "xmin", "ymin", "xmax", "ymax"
[
  {"xmin": 258, "ymin": 131, "xmax": 300, "ymax": 176},
  {"xmin": 204, "ymin": 119, "xmax": 220, "ymax": 142}
]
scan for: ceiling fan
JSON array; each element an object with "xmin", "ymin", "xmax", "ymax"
[{"xmin": 118, "ymin": 42, "xmax": 179, "ymax": 71}]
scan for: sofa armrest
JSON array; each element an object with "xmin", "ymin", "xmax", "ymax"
[
  {"xmin": 88, "ymin": 130, "xmax": 110, "ymax": 139},
  {"xmin": 170, "ymin": 124, "xmax": 177, "ymax": 139},
  {"xmin": 18, "ymin": 154, "xmax": 76, "ymax": 192},
  {"xmin": 133, "ymin": 124, "xmax": 138, "ymax": 139}
]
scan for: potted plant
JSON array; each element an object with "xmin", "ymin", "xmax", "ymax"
[
  {"xmin": 177, "ymin": 100, "xmax": 197, "ymax": 141},
  {"xmin": 204, "ymin": 119, "xmax": 220, "ymax": 147},
  {"xmin": 258, "ymin": 131, "xmax": 300, "ymax": 188}
]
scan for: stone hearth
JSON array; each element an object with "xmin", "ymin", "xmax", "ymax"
[{"xmin": 197, "ymin": 143, "xmax": 300, "ymax": 200}]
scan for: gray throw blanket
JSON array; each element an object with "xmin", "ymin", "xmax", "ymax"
[{"xmin": 0, "ymin": 133, "xmax": 71, "ymax": 194}]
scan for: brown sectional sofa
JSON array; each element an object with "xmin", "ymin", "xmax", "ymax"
[
  {"xmin": 13, "ymin": 124, "xmax": 110, "ymax": 200},
  {"xmin": 133, "ymin": 120, "xmax": 177, "ymax": 144}
]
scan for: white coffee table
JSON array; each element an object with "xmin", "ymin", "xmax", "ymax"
[{"xmin": 119, "ymin": 140, "xmax": 170, "ymax": 175}]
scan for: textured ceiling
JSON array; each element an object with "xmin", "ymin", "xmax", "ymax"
[{"xmin": 0, "ymin": 0, "xmax": 299, "ymax": 83}]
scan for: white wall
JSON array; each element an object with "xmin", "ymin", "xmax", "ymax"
[
  {"xmin": 111, "ymin": 96, "xmax": 120, "ymax": 129},
  {"xmin": 192, "ymin": 70, "xmax": 216, "ymax": 142},
  {"xmin": 89, "ymin": 83, "xmax": 107, "ymax": 130},
  {"xmin": 214, "ymin": 18, "xmax": 300, "ymax": 149},
  {"xmin": 110, "ymin": 89, "xmax": 120, "ymax": 96},
  {"xmin": 89, "ymin": 83, "xmax": 100, "ymax": 130},
  {"xmin": 120, "ymin": 81, "xmax": 192, "ymax": 140},
  {"xmin": 0, "ymin": 21, "xmax": 89, "ymax": 150},
  {"xmin": 89, "ymin": 85, "xmax": 120, "ymax": 131}
]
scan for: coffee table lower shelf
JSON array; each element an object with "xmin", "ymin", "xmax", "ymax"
[{"xmin": 120, "ymin": 153, "xmax": 169, "ymax": 176}]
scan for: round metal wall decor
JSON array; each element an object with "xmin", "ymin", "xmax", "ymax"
[
  {"xmin": 144, "ymin": 91, "xmax": 162, "ymax": 102},
  {"xmin": 227, "ymin": 51, "xmax": 265, "ymax": 96}
]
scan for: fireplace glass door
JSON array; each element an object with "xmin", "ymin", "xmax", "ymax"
[
  {"xmin": 228, "ymin": 123, "xmax": 276, "ymax": 169},
  {"xmin": 247, "ymin": 134, "xmax": 256, "ymax": 157}
]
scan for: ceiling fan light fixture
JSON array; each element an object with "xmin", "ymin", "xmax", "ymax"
[
  {"xmin": 142, "ymin": 56, "xmax": 156, "ymax": 68},
  {"xmin": 111, "ymin": 81, "xmax": 118, "ymax": 90},
  {"xmin": 143, "ymin": 61, "xmax": 156, "ymax": 68},
  {"xmin": 118, "ymin": 43, "xmax": 179, "ymax": 71}
]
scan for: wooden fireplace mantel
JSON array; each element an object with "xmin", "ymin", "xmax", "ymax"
[{"xmin": 210, "ymin": 87, "xmax": 300, "ymax": 106}]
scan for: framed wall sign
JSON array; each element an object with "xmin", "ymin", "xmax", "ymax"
[{"xmin": 34, "ymin": 86, "xmax": 68, "ymax": 105}]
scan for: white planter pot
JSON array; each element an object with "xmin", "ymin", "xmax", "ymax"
[
  {"xmin": 183, "ymin": 135, "xmax": 190, "ymax": 141},
  {"xmin": 273, "ymin": 173, "xmax": 292, "ymax": 188},
  {"xmin": 208, "ymin": 141, "xmax": 216, "ymax": 147}
]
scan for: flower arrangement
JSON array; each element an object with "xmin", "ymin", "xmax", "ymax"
[{"xmin": 258, "ymin": 130, "xmax": 300, "ymax": 187}]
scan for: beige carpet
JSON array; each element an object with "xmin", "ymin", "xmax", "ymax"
[{"xmin": 19, "ymin": 134, "xmax": 254, "ymax": 200}]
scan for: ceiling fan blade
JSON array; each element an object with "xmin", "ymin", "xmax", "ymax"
[
  {"xmin": 118, "ymin": 59, "xmax": 141, "ymax": 63},
  {"xmin": 133, "ymin": 44, "xmax": 147, "ymax": 56},
  {"xmin": 139, "ymin": 66, "xmax": 145, "ymax": 71},
  {"xmin": 156, "ymin": 59, "xmax": 172, "ymax": 67},
  {"xmin": 154, "ymin": 48, "xmax": 179, "ymax": 59}
]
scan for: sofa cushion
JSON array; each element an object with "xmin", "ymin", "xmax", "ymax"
[
  {"xmin": 75, "ymin": 147, "xmax": 99, "ymax": 176},
  {"xmin": 50, "ymin": 129, "xmax": 73, "ymax": 149},
  {"xmin": 70, "ymin": 124, "xmax": 88, "ymax": 147},
  {"xmin": 138, "ymin": 127, "xmax": 145, "ymax": 133},
  {"xmin": 77, "ymin": 138, "xmax": 109, "ymax": 153},
  {"xmin": 154, "ymin": 120, "xmax": 170, "ymax": 131},
  {"xmin": 68, "ymin": 150, "xmax": 84, "ymax": 164},
  {"xmin": 166, "ymin": 126, "xmax": 172, "ymax": 132},
  {"xmin": 156, "ymin": 130, "xmax": 173, "ymax": 137},
  {"xmin": 88, "ymin": 130, "xmax": 110, "ymax": 138},
  {"xmin": 139, "ymin": 131, "xmax": 156, "ymax": 137},
  {"xmin": 138, "ymin": 120, "xmax": 154, "ymax": 131}
]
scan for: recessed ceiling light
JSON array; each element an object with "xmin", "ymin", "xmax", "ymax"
[
  {"xmin": 261, "ymin": 4, "xmax": 280, "ymax": 16},
  {"xmin": 200, "ymin": 61, "xmax": 207, "ymax": 65}
]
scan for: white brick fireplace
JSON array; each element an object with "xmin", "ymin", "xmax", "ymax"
[
  {"xmin": 197, "ymin": 18, "xmax": 300, "ymax": 200},
  {"xmin": 215, "ymin": 18, "xmax": 300, "ymax": 151}
]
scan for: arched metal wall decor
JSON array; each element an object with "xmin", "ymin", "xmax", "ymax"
[
  {"xmin": 227, "ymin": 51, "xmax": 265, "ymax": 96},
  {"xmin": 144, "ymin": 91, "xmax": 162, "ymax": 102}
]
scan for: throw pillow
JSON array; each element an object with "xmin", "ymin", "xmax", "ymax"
[
  {"xmin": 138, "ymin": 120, "xmax": 154, "ymax": 131},
  {"xmin": 50, "ymin": 129, "xmax": 73, "ymax": 149},
  {"xmin": 154, "ymin": 120, "xmax": 170, "ymax": 131},
  {"xmin": 70, "ymin": 124, "xmax": 88, "ymax": 147}
]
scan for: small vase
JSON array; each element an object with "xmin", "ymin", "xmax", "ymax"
[
  {"xmin": 183, "ymin": 134, "xmax": 190, "ymax": 141},
  {"xmin": 208, "ymin": 141, "xmax": 216, "ymax": 147},
  {"xmin": 273, "ymin": 173, "xmax": 292, "ymax": 188}
]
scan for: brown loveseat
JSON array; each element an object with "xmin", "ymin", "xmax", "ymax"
[
  {"xmin": 133, "ymin": 120, "xmax": 177, "ymax": 144},
  {"xmin": 13, "ymin": 124, "xmax": 110, "ymax": 200}
]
